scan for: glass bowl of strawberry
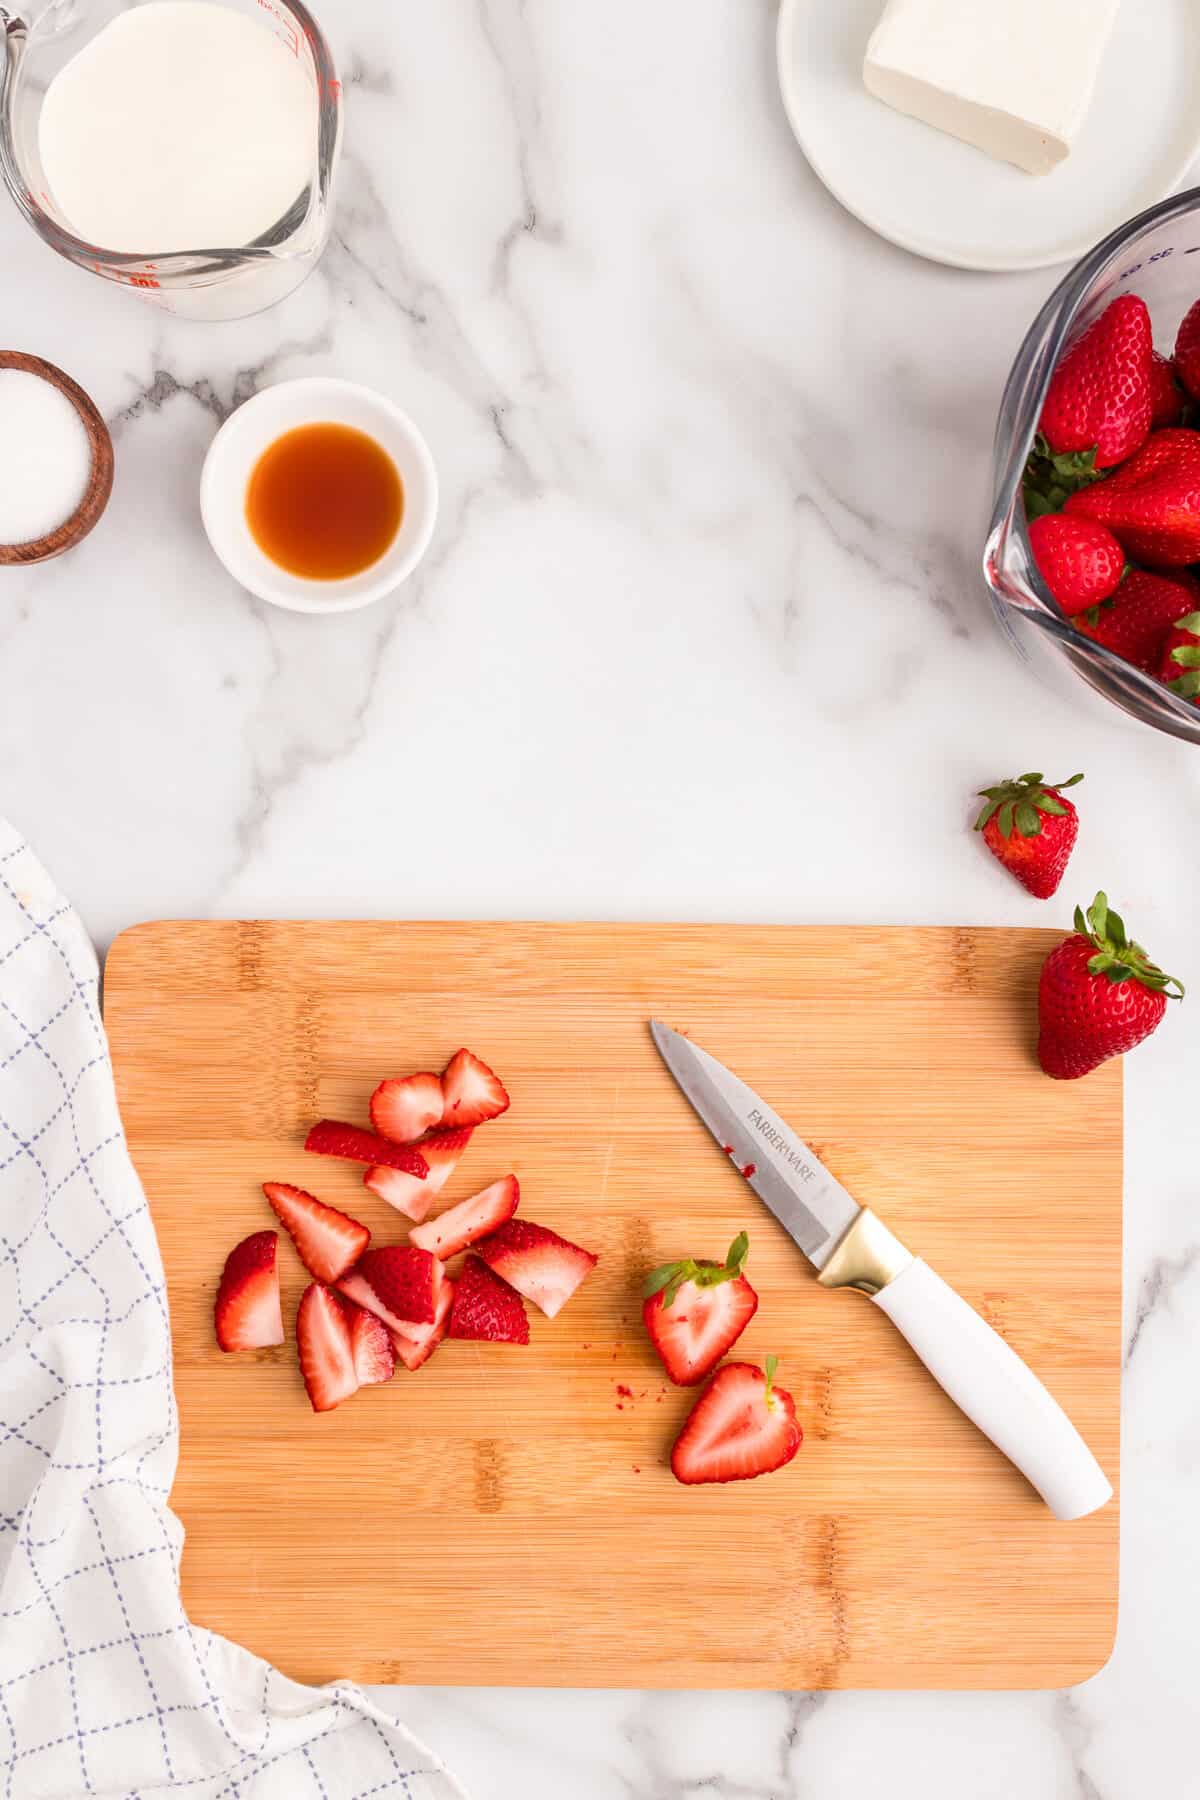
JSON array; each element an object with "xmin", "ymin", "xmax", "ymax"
[{"xmin": 986, "ymin": 187, "xmax": 1200, "ymax": 744}]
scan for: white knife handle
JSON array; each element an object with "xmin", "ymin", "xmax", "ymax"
[{"xmin": 872, "ymin": 1258, "xmax": 1112, "ymax": 1521}]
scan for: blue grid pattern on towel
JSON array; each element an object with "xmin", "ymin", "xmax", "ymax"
[{"xmin": 0, "ymin": 826, "xmax": 463, "ymax": 1800}]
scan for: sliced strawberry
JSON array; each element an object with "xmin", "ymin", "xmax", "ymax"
[
  {"xmin": 363, "ymin": 1126, "xmax": 473, "ymax": 1222},
  {"xmin": 305, "ymin": 1119, "xmax": 429, "ymax": 1178},
  {"xmin": 263, "ymin": 1181, "xmax": 369, "ymax": 1284},
  {"xmin": 355, "ymin": 1244, "xmax": 441, "ymax": 1326},
  {"xmin": 215, "ymin": 1230, "xmax": 284, "ymax": 1352},
  {"xmin": 642, "ymin": 1232, "xmax": 758, "ymax": 1386},
  {"xmin": 440, "ymin": 1048, "xmax": 510, "ymax": 1128},
  {"xmin": 369, "ymin": 1072, "xmax": 445, "ymax": 1144},
  {"xmin": 447, "ymin": 1255, "xmax": 529, "ymax": 1344},
  {"xmin": 409, "ymin": 1174, "xmax": 520, "ymax": 1260},
  {"xmin": 475, "ymin": 1218, "xmax": 597, "ymax": 1318},
  {"xmin": 391, "ymin": 1277, "xmax": 455, "ymax": 1371},
  {"xmin": 296, "ymin": 1282, "xmax": 358, "ymax": 1413},
  {"xmin": 670, "ymin": 1359, "xmax": 802, "ymax": 1486},
  {"xmin": 348, "ymin": 1304, "xmax": 396, "ymax": 1385},
  {"xmin": 338, "ymin": 1268, "xmax": 420, "ymax": 1336}
]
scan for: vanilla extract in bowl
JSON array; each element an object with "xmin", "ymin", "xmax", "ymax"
[{"xmin": 245, "ymin": 422, "xmax": 405, "ymax": 581}]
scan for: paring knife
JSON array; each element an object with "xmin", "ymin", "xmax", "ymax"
[{"xmin": 649, "ymin": 1020, "xmax": 1112, "ymax": 1522}]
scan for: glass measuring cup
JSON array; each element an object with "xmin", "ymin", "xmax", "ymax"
[
  {"xmin": 0, "ymin": 0, "xmax": 341, "ymax": 321},
  {"xmin": 985, "ymin": 187, "xmax": 1200, "ymax": 748}
]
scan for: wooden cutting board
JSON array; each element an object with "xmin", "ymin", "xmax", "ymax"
[{"xmin": 104, "ymin": 921, "xmax": 1120, "ymax": 1690}]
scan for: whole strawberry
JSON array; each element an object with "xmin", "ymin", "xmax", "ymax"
[
  {"xmin": 1065, "ymin": 427, "xmax": 1200, "ymax": 566},
  {"xmin": 1069, "ymin": 566, "xmax": 1200, "ymax": 672},
  {"xmin": 1039, "ymin": 294, "xmax": 1153, "ymax": 471},
  {"xmin": 1150, "ymin": 351, "xmax": 1186, "ymax": 428},
  {"xmin": 974, "ymin": 771, "xmax": 1083, "ymax": 899},
  {"xmin": 1038, "ymin": 892, "xmax": 1183, "ymax": 1080},
  {"xmin": 1157, "ymin": 607, "xmax": 1200, "ymax": 704},
  {"xmin": 1173, "ymin": 298, "xmax": 1200, "ymax": 400},
  {"xmin": 1026, "ymin": 514, "xmax": 1124, "ymax": 611}
]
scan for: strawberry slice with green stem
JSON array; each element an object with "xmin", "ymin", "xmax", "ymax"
[
  {"xmin": 642, "ymin": 1231, "xmax": 758, "ymax": 1387},
  {"xmin": 670, "ymin": 1357, "xmax": 802, "ymax": 1486}
]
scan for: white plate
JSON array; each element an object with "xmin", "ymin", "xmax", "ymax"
[
  {"xmin": 200, "ymin": 378, "xmax": 438, "ymax": 613},
  {"xmin": 777, "ymin": 0, "xmax": 1200, "ymax": 272}
]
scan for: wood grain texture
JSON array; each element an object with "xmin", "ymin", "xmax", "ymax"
[{"xmin": 104, "ymin": 921, "xmax": 1120, "ymax": 1690}]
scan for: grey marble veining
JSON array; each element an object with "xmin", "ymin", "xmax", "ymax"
[{"xmin": 3, "ymin": 2, "xmax": 1200, "ymax": 1794}]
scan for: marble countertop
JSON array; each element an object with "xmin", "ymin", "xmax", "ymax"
[{"xmin": 4, "ymin": 2, "xmax": 1200, "ymax": 1794}]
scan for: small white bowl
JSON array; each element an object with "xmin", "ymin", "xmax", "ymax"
[{"xmin": 200, "ymin": 377, "xmax": 438, "ymax": 612}]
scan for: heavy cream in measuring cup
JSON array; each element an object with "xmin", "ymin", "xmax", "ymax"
[{"xmin": 38, "ymin": 2, "xmax": 314, "ymax": 255}]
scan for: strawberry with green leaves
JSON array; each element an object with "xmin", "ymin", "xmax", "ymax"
[
  {"xmin": 670, "ymin": 1358, "xmax": 802, "ymax": 1486},
  {"xmin": 1069, "ymin": 567, "xmax": 1200, "ymax": 673},
  {"xmin": 1158, "ymin": 608, "xmax": 1200, "ymax": 705},
  {"xmin": 1026, "ymin": 514, "xmax": 1124, "ymax": 611},
  {"xmin": 1032, "ymin": 294, "xmax": 1153, "ymax": 489},
  {"xmin": 1038, "ymin": 893, "xmax": 1183, "ymax": 1080},
  {"xmin": 643, "ymin": 1231, "xmax": 758, "ymax": 1386},
  {"xmin": 974, "ymin": 771, "xmax": 1083, "ymax": 900}
]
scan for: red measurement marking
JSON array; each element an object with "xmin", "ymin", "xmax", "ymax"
[
  {"xmin": 326, "ymin": 76, "xmax": 342, "ymax": 100},
  {"xmin": 741, "ymin": 1162, "xmax": 757, "ymax": 1179},
  {"xmin": 129, "ymin": 274, "xmax": 160, "ymax": 290}
]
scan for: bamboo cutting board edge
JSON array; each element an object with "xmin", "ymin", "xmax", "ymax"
[{"xmin": 104, "ymin": 919, "xmax": 1121, "ymax": 1691}]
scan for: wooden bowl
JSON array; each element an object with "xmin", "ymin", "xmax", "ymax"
[{"xmin": 0, "ymin": 352, "xmax": 114, "ymax": 566}]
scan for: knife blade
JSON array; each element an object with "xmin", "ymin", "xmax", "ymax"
[
  {"xmin": 649, "ymin": 1018, "xmax": 858, "ymax": 1270},
  {"xmin": 648, "ymin": 1019, "xmax": 1113, "ymax": 1523}
]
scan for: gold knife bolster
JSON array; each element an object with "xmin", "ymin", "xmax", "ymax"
[{"xmin": 817, "ymin": 1208, "xmax": 914, "ymax": 1296}]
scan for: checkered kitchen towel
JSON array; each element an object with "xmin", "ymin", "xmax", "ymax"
[{"xmin": 0, "ymin": 823, "xmax": 467, "ymax": 1799}]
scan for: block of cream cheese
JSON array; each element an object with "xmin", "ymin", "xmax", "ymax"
[{"xmin": 863, "ymin": 0, "xmax": 1121, "ymax": 176}]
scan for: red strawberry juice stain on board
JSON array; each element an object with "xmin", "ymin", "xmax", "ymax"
[{"xmin": 616, "ymin": 1384, "xmax": 634, "ymax": 1399}]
